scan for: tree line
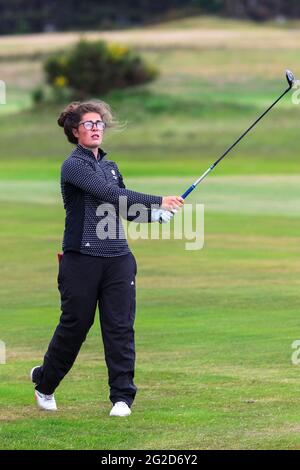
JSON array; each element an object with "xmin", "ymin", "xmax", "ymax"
[{"xmin": 1, "ymin": 0, "xmax": 299, "ymax": 36}]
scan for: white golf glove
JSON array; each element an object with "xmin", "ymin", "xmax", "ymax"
[{"xmin": 151, "ymin": 208, "xmax": 177, "ymax": 224}]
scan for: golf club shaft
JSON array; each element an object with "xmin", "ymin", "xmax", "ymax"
[
  {"xmin": 159, "ymin": 71, "xmax": 295, "ymax": 223},
  {"xmin": 181, "ymin": 84, "xmax": 291, "ymax": 199}
]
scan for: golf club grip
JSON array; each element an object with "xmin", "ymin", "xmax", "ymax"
[{"xmin": 181, "ymin": 185, "xmax": 195, "ymax": 199}]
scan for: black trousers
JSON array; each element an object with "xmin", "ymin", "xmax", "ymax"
[{"xmin": 35, "ymin": 251, "xmax": 137, "ymax": 407}]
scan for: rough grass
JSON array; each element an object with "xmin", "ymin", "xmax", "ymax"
[
  {"xmin": 1, "ymin": 16, "xmax": 300, "ymax": 58},
  {"xmin": 0, "ymin": 85, "xmax": 299, "ymax": 179}
]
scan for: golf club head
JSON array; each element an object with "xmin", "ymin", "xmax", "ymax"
[{"xmin": 286, "ymin": 69, "xmax": 295, "ymax": 88}]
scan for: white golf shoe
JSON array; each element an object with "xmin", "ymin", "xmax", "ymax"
[
  {"xmin": 34, "ymin": 390, "xmax": 57, "ymax": 411},
  {"xmin": 30, "ymin": 366, "xmax": 57, "ymax": 411},
  {"xmin": 109, "ymin": 401, "xmax": 131, "ymax": 417}
]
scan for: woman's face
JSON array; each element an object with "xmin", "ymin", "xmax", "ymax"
[{"xmin": 72, "ymin": 112, "xmax": 105, "ymax": 149}]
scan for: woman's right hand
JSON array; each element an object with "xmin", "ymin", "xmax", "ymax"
[{"xmin": 161, "ymin": 196, "xmax": 184, "ymax": 211}]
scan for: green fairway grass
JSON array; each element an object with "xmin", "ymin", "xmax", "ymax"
[
  {"xmin": 1, "ymin": 15, "xmax": 300, "ymax": 450},
  {"xmin": 1, "ymin": 178, "xmax": 300, "ymax": 449}
]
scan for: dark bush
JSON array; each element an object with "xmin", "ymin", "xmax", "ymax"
[{"xmin": 44, "ymin": 39, "xmax": 158, "ymax": 99}]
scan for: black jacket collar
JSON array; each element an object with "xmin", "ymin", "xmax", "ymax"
[{"xmin": 76, "ymin": 144, "xmax": 107, "ymax": 161}]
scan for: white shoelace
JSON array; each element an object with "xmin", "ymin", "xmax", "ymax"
[
  {"xmin": 45, "ymin": 395, "xmax": 54, "ymax": 401},
  {"xmin": 36, "ymin": 391, "xmax": 54, "ymax": 401},
  {"xmin": 116, "ymin": 401, "xmax": 128, "ymax": 408}
]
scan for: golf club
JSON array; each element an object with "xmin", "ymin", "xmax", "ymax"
[{"xmin": 160, "ymin": 69, "xmax": 296, "ymax": 222}]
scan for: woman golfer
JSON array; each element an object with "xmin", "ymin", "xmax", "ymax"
[{"xmin": 30, "ymin": 100, "xmax": 183, "ymax": 416}]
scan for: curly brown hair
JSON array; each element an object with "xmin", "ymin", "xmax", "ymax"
[{"xmin": 57, "ymin": 100, "xmax": 115, "ymax": 144}]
